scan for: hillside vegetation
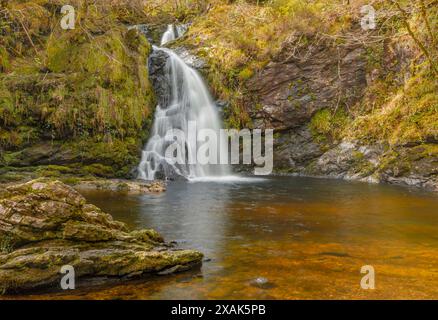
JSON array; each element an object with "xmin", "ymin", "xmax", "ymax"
[{"xmin": 181, "ymin": 0, "xmax": 437, "ymax": 143}]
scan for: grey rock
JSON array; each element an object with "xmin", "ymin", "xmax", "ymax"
[
  {"xmin": 173, "ymin": 46, "xmax": 207, "ymax": 70},
  {"xmin": 246, "ymin": 42, "xmax": 367, "ymax": 131},
  {"xmin": 148, "ymin": 49, "xmax": 171, "ymax": 107}
]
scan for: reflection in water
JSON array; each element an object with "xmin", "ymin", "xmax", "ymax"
[
  {"xmin": 6, "ymin": 176, "xmax": 438, "ymax": 299},
  {"xmin": 136, "ymin": 181, "xmax": 231, "ymax": 258}
]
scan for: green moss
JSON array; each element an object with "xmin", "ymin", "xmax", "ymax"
[
  {"xmin": 310, "ymin": 109, "xmax": 331, "ymax": 135},
  {"xmin": 34, "ymin": 165, "xmax": 76, "ymax": 178},
  {"xmin": 309, "ymin": 108, "xmax": 350, "ymax": 143},
  {"xmin": 40, "ymin": 26, "xmax": 155, "ymax": 140},
  {"xmin": 238, "ymin": 67, "xmax": 254, "ymax": 81},
  {"xmin": 0, "ymin": 172, "xmax": 28, "ymax": 184},
  {"xmin": 83, "ymin": 164, "xmax": 116, "ymax": 178},
  {"xmin": 417, "ymin": 144, "xmax": 438, "ymax": 157},
  {"xmin": 356, "ymin": 160, "xmax": 377, "ymax": 177},
  {"xmin": 1, "ymin": 135, "xmax": 144, "ymax": 179},
  {"xmin": 35, "ymin": 169, "xmax": 62, "ymax": 178},
  {"xmin": 131, "ymin": 229, "xmax": 164, "ymax": 243},
  {"xmin": 115, "ymin": 182, "xmax": 129, "ymax": 191},
  {"xmin": 352, "ymin": 151, "xmax": 364, "ymax": 162},
  {"xmin": 61, "ymin": 137, "xmax": 142, "ymax": 177}
]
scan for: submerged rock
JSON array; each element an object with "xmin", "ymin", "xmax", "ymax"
[
  {"xmin": 250, "ymin": 277, "xmax": 275, "ymax": 289},
  {"xmin": 0, "ymin": 179, "xmax": 202, "ymax": 293}
]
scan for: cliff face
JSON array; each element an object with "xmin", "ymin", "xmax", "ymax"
[
  {"xmin": 244, "ymin": 33, "xmax": 437, "ymax": 190},
  {"xmin": 244, "ymin": 36, "xmax": 367, "ymax": 174},
  {"xmin": 180, "ymin": 1, "xmax": 437, "ymax": 190},
  {"xmin": 247, "ymin": 41, "xmax": 367, "ymax": 132}
]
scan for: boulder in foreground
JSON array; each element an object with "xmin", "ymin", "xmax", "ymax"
[{"xmin": 0, "ymin": 179, "xmax": 202, "ymax": 293}]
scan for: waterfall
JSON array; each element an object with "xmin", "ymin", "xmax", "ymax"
[
  {"xmin": 137, "ymin": 26, "xmax": 230, "ymax": 180},
  {"xmin": 160, "ymin": 24, "xmax": 187, "ymax": 46}
]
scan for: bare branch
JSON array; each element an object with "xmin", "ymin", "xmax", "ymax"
[{"xmin": 391, "ymin": 0, "xmax": 438, "ymax": 77}]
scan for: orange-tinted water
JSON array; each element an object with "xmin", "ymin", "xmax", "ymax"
[{"xmin": 4, "ymin": 177, "xmax": 438, "ymax": 299}]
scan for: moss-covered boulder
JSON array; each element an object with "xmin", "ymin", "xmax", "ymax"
[{"xmin": 0, "ymin": 179, "xmax": 203, "ymax": 293}]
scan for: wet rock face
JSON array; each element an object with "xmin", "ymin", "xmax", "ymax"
[
  {"xmin": 173, "ymin": 46, "xmax": 207, "ymax": 70},
  {"xmin": 247, "ymin": 41, "xmax": 367, "ymax": 131},
  {"xmin": 73, "ymin": 179, "xmax": 167, "ymax": 193},
  {"xmin": 274, "ymin": 125, "xmax": 324, "ymax": 171},
  {"xmin": 148, "ymin": 49, "xmax": 170, "ymax": 107},
  {"xmin": 243, "ymin": 38, "xmax": 369, "ymax": 179},
  {"xmin": 0, "ymin": 179, "xmax": 203, "ymax": 293},
  {"xmin": 129, "ymin": 24, "xmax": 167, "ymax": 45},
  {"xmin": 378, "ymin": 145, "xmax": 438, "ymax": 190},
  {"xmin": 310, "ymin": 141, "xmax": 384, "ymax": 181}
]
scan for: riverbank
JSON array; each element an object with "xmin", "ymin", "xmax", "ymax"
[
  {"xmin": 1, "ymin": 165, "xmax": 437, "ymax": 193},
  {"xmin": 0, "ymin": 172, "xmax": 166, "ymax": 192}
]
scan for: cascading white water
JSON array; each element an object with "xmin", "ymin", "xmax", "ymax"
[
  {"xmin": 160, "ymin": 24, "xmax": 187, "ymax": 46},
  {"xmin": 137, "ymin": 26, "xmax": 230, "ymax": 180}
]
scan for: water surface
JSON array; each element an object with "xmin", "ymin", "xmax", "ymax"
[{"xmin": 11, "ymin": 177, "xmax": 438, "ymax": 299}]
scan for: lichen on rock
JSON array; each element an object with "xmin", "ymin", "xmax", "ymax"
[{"xmin": 0, "ymin": 179, "xmax": 203, "ymax": 293}]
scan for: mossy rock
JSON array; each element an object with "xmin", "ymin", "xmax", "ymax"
[{"xmin": 0, "ymin": 179, "xmax": 203, "ymax": 293}]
